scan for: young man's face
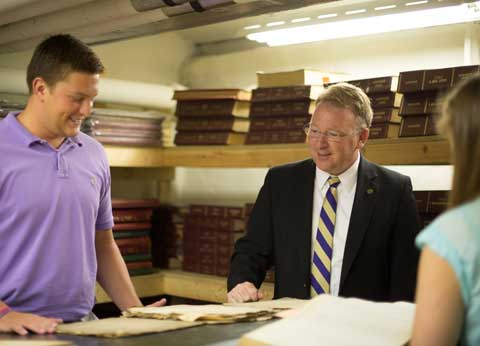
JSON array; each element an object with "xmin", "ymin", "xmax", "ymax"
[{"xmin": 40, "ymin": 71, "xmax": 99, "ymax": 141}]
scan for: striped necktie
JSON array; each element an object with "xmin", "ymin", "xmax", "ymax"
[{"xmin": 311, "ymin": 176, "xmax": 341, "ymax": 297}]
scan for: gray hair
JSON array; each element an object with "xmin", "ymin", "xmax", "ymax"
[{"xmin": 316, "ymin": 82, "xmax": 373, "ymax": 128}]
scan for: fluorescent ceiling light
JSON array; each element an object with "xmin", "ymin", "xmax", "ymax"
[{"xmin": 247, "ymin": 2, "xmax": 480, "ymax": 47}]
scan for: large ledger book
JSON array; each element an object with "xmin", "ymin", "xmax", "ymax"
[
  {"xmin": 249, "ymin": 100, "xmax": 315, "ymax": 117},
  {"xmin": 369, "ymin": 92, "xmax": 403, "ymax": 108},
  {"xmin": 369, "ymin": 123, "xmax": 400, "ymax": 139},
  {"xmin": 176, "ymin": 117, "xmax": 250, "ymax": 132},
  {"xmin": 348, "ymin": 76, "xmax": 399, "ymax": 93},
  {"xmin": 399, "ymin": 115, "xmax": 431, "ymax": 137},
  {"xmin": 245, "ymin": 129, "xmax": 305, "ymax": 144},
  {"xmin": 113, "ymin": 208, "xmax": 153, "ymax": 223},
  {"xmin": 252, "ymin": 85, "xmax": 324, "ymax": 102},
  {"xmin": 175, "ymin": 131, "xmax": 246, "ymax": 145},
  {"xmin": 256, "ymin": 69, "xmax": 340, "ymax": 87},
  {"xmin": 88, "ymin": 135, "xmax": 163, "ymax": 147},
  {"xmin": 399, "ymin": 92, "xmax": 441, "ymax": 116},
  {"xmin": 173, "ymin": 88, "xmax": 251, "ymax": 101},
  {"xmin": 398, "ymin": 65, "xmax": 480, "ymax": 93},
  {"xmin": 372, "ymin": 108, "xmax": 401, "ymax": 124},
  {"xmin": 175, "ymin": 100, "xmax": 250, "ymax": 118},
  {"xmin": 250, "ymin": 115, "xmax": 309, "ymax": 131},
  {"xmin": 82, "ymin": 116, "xmax": 163, "ymax": 133}
]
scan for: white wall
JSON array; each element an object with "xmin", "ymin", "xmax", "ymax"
[{"xmin": 184, "ymin": 24, "xmax": 469, "ymax": 89}]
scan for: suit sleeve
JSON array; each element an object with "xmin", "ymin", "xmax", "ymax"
[
  {"xmin": 389, "ymin": 176, "xmax": 420, "ymax": 302},
  {"xmin": 227, "ymin": 169, "xmax": 275, "ymax": 291}
]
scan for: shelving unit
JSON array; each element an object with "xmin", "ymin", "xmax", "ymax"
[
  {"xmin": 105, "ymin": 136, "xmax": 450, "ymax": 168},
  {"xmin": 95, "ymin": 270, "xmax": 274, "ymax": 304}
]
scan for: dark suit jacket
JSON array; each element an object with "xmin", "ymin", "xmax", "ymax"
[{"xmin": 228, "ymin": 156, "xmax": 420, "ymax": 302}]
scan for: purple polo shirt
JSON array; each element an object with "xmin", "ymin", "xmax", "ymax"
[{"xmin": 0, "ymin": 113, "xmax": 114, "ymax": 321}]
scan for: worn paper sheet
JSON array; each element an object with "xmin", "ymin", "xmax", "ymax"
[
  {"xmin": 56, "ymin": 317, "xmax": 201, "ymax": 338},
  {"xmin": 0, "ymin": 341, "xmax": 71, "ymax": 346},
  {"xmin": 124, "ymin": 304, "xmax": 273, "ymax": 322},
  {"xmin": 225, "ymin": 298, "xmax": 308, "ymax": 311},
  {"xmin": 240, "ymin": 295, "xmax": 416, "ymax": 346}
]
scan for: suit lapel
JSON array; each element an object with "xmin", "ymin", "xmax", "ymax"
[
  {"xmin": 294, "ymin": 160, "xmax": 316, "ymax": 285},
  {"xmin": 339, "ymin": 156, "xmax": 378, "ymax": 289}
]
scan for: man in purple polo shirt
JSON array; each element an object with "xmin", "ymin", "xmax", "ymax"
[{"xmin": 0, "ymin": 34, "xmax": 164, "ymax": 336}]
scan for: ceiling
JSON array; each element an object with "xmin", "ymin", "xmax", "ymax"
[
  {"xmin": 0, "ymin": 0, "xmax": 475, "ymax": 54},
  {"xmin": 0, "ymin": 0, "xmax": 339, "ymax": 53}
]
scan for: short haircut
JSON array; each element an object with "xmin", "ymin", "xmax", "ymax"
[
  {"xmin": 316, "ymin": 82, "xmax": 373, "ymax": 128},
  {"xmin": 438, "ymin": 74, "xmax": 480, "ymax": 207},
  {"xmin": 26, "ymin": 34, "xmax": 104, "ymax": 94}
]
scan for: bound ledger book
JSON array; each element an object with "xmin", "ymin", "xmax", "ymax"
[
  {"xmin": 175, "ymin": 100, "xmax": 250, "ymax": 118},
  {"xmin": 348, "ymin": 76, "xmax": 399, "ymax": 94},
  {"xmin": 173, "ymin": 88, "xmax": 251, "ymax": 101},
  {"xmin": 174, "ymin": 131, "xmax": 246, "ymax": 145},
  {"xmin": 397, "ymin": 65, "xmax": 480, "ymax": 93},
  {"xmin": 176, "ymin": 117, "xmax": 250, "ymax": 133},
  {"xmin": 256, "ymin": 69, "xmax": 346, "ymax": 88},
  {"xmin": 240, "ymin": 295, "xmax": 416, "ymax": 346},
  {"xmin": 252, "ymin": 85, "xmax": 325, "ymax": 102}
]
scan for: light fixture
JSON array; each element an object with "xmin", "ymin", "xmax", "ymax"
[{"xmin": 247, "ymin": 1, "xmax": 480, "ymax": 47}]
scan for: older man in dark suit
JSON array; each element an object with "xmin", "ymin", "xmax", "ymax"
[{"xmin": 227, "ymin": 83, "xmax": 420, "ymax": 303}]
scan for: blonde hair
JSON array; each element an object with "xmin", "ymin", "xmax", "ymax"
[
  {"xmin": 316, "ymin": 82, "xmax": 373, "ymax": 128},
  {"xmin": 438, "ymin": 74, "xmax": 480, "ymax": 207}
]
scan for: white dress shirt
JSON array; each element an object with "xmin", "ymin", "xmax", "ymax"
[{"xmin": 311, "ymin": 154, "xmax": 360, "ymax": 296}]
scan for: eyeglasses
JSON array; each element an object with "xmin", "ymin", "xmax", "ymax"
[{"xmin": 303, "ymin": 123, "xmax": 360, "ymax": 142}]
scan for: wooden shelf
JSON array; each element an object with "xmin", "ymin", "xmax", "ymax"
[
  {"xmin": 95, "ymin": 269, "xmax": 274, "ymax": 304},
  {"xmin": 104, "ymin": 136, "xmax": 450, "ymax": 168}
]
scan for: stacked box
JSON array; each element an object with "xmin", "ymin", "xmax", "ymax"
[
  {"xmin": 173, "ymin": 89, "xmax": 251, "ymax": 145},
  {"xmin": 397, "ymin": 65, "xmax": 480, "ymax": 137},
  {"xmin": 112, "ymin": 199, "xmax": 159, "ymax": 276}
]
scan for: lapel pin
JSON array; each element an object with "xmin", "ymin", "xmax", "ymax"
[{"xmin": 366, "ymin": 188, "xmax": 374, "ymax": 195}]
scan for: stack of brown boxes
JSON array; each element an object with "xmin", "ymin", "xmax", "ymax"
[
  {"xmin": 182, "ymin": 205, "xmax": 245, "ymax": 276},
  {"xmin": 112, "ymin": 199, "xmax": 159, "ymax": 276},
  {"xmin": 246, "ymin": 69, "xmax": 334, "ymax": 144},
  {"xmin": 81, "ymin": 109, "xmax": 165, "ymax": 147},
  {"xmin": 173, "ymin": 89, "xmax": 251, "ymax": 145},
  {"xmin": 398, "ymin": 65, "xmax": 480, "ymax": 137},
  {"xmin": 413, "ymin": 190, "xmax": 449, "ymax": 229},
  {"xmin": 346, "ymin": 76, "xmax": 402, "ymax": 139}
]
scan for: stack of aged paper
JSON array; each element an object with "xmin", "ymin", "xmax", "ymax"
[
  {"xmin": 240, "ymin": 295, "xmax": 416, "ymax": 346},
  {"xmin": 124, "ymin": 304, "xmax": 271, "ymax": 323},
  {"xmin": 56, "ymin": 317, "xmax": 201, "ymax": 338},
  {"xmin": 55, "ymin": 298, "xmax": 308, "ymax": 338}
]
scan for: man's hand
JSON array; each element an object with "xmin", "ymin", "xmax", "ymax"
[
  {"xmin": 0, "ymin": 311, "xmax": 62, "ymax": 335},
  {"xmin": 146, "ymin": 298, "xmax": 167, "ymax": 308},
  {"xmin": 227, "ymin": 282, "xmax": 264, "ymax": 303}
]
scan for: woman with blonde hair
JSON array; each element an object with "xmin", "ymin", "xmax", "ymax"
[{"xmin": 411, "ymin": 75, "xmax": 480, "ymax": 346}]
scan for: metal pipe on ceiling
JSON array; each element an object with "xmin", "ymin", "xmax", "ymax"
[
  {"xmin": 0, "ymin": 0, "xmax": 95, "ymax": 26},
  {"xmin": 0, "ymin": 0, "xmax": 186, "ymax": 46}
]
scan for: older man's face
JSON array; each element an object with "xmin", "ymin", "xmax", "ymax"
[{"xmin": 306, "ymin": 102, "xmax": 369, "ymax": 175}]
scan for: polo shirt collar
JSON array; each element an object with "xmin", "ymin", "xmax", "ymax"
[{"xmin": 6, "ymin": 111, "xmax": 83, "ymax": 148}]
